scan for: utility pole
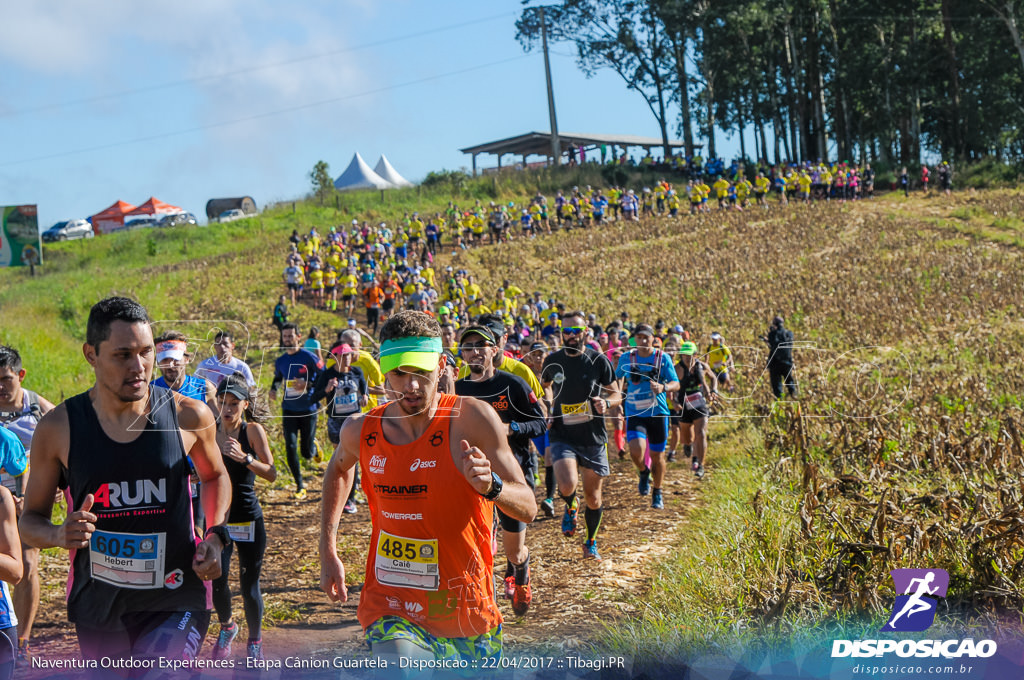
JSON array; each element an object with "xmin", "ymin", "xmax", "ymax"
[{"xmin": 540, "ymin": 7, "xmax": 560, "ymax": 166}]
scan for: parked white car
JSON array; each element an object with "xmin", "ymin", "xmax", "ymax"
[
  {"xmin": 217, "ymin": 209, "xmax": 246, "ymax": 223},
  {"xmin": 42, "ymin": 219, "xmax": 94, "ymax": 242}
]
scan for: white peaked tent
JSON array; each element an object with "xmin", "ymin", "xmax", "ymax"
[
  {"xmin": 373, "ymin": 155, "xmax": 414, "ymax": 187},
  {"xmin": 333, "ymin": 152, "xmax": 394, "ymax": 191}
]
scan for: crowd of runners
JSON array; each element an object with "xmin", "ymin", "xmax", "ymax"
[{"xmin": 0, "ymin": 173, "xmax": 810, "ymax": 676}]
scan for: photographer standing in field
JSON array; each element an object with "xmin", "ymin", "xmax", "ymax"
[{"xmin": 762, "ymin": 316, "xmax": 797, "ymax": 399}]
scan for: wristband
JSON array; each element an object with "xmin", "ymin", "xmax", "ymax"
[{"xmin": 205, "ymin": 525, "xmax": 233, "ymax": 549}]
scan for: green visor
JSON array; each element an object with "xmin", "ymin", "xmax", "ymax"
[{"xmin": 379, "ymin": 336, "xmax": 444, "ymax": 374}]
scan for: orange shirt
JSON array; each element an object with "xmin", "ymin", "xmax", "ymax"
[
  {"xmin": 364, "ymin": 285, "xmax": 383, "ymax": 308},
  {"xmin": 357, "ymin": 394, "xmax": 500, "ymax": 637}
]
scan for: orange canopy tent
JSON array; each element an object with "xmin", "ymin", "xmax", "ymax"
[
  {"xmin": 89, "ymin": 200, "xmax": 137, "ymax": 235},
  {"xmin": 126, "ymin": 197, "xmax": 183, "ymax": 217}
]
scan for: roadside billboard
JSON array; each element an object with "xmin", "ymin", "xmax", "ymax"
[{"xmin": 0, "ymin": 205, "xmax": 42, "ymax": 267}]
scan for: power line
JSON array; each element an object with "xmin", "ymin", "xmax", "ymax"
[
  {"xmin": 0, "ymin": 11, "xmax": 517, "ymax": 119},
  {"xmin": 0, "ymin": 54, "xmax": 533, "ymax": 168}
]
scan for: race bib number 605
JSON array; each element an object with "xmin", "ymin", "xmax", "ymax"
[{"xmin": 89, "ymin": 530, "xmax": 166, "ymax": 589}]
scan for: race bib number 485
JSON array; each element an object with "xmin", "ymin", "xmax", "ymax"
[{"xmin": 374, "ymin": 531, "xmax": 439, "ymax": 591}]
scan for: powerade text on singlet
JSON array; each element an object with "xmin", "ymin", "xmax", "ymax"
[{"xmin": 64, "ymin": 387, "xmax": 208, "ymax": 630}]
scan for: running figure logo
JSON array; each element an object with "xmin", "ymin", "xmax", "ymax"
[{"xmin": 881, "ymin": 569, "xmax": 949, "ymax": 632}]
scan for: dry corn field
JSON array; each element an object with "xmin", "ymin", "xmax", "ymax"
[{"xmin": 465, "ymin": 189, "xmax": 1024, "ymax": 630}]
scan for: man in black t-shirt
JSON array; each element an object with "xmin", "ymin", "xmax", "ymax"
[
  {"xmin": 456, "ymin": 325, "xmax": 545, "ymax": 616},
  {"xmin": 540, "ymin": 312, "xmax": 621, "ymax": 561},
  {"xmin": 762, "ymin": 316, "xmax": 797, "ymax": 399}
]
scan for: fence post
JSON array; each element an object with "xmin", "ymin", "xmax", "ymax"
[{"xmin": 292, "ymin": 202, "xmax": 296, "ymax": 214}]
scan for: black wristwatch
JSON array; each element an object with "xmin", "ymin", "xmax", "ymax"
[
  {"xmin": 205, "ymin": 525, "xmax": 233, "ymax": 549},
  {"xmin": 509, "ymin": 421, "xmax": 520, "ymax": 434},
  {"xmin": 244, "ymin": 453, "xmax": 255, "ymax": 466},
  {"xmin": 482, "ymin": 472, "xmax": 503, "ymax": 500}
]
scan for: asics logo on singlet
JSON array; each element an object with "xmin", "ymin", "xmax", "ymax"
[
  {"xmin": 93, "ymin": 479, "xmax": 167, "ymax": 508},
  {"xmin": 409, "ymin": 458, "xmax": 436, "ymax": 472},
  {"xmin": 369, "ymin": 455, "xmax": 387, "ymax": 474}
]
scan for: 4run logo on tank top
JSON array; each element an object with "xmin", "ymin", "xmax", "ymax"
[{"xmin": 93, "ymin": 479, "xmax": 168, "ymax": 513}]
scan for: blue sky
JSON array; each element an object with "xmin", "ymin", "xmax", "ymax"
[{"xmin": 1, "ymin": 1, "xmax": 743, "ymax": 229}]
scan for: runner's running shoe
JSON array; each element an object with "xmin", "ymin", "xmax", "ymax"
[
  {"xmin": 583, "ymin": 540, "xmax": 601, "ymax": 561},
  {"xmin": 247, "ymin": 640, "xmax": 264, "ymax": 661},
  {"xmin": 561, "ymin": 501, "xmax": 578, "ymax": 537},
  {"xmin": 638, "ymin": 468, "xmax": 651, "ymax": 496},
  {"xmin": 667, "ymin": 450, "xmax": 677, "ymax": 462},
  {"xmin": 504, "ymin": 575, "xmax": 516, "ymax": 599},
  {"xmin": 695, "ymin": 464, "xmax": 705, "ymax": 479},
  {"xmin": 652, "ymin": 489, "xmax": 664, "ymax": 509},
  {"xmin": 294, "ymin": 488, "xmax": 307, "ymax": 500},
  {"xmin": 540, "ymin": 498, "xmax": 555, "ymax": 518},
  {"xmin": 512, "ymin": 582, "xmax": 532, "ymax": 616},
  {"xmin": 212, "ymin": 622, "xmax": 238, "ymax": 660},
  {"xmin": 16, "ymin": 640, "xmax": 29, "ymax": 668},
  {"xmin": 343, "ymin": 499, "xmax": 357, "ymax": 514}
]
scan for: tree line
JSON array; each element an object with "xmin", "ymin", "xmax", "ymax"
[{"xmin": 516, "ymin": 0, "xmax": 1024, "ymax": 166}]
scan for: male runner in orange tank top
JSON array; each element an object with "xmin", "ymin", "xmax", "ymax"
[{"xmin": 319, "ymin": 310, "xmax": 536, "ymax": 669}]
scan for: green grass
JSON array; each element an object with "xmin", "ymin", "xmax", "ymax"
[{"xmin": 4, "ymin": 173, "xmax": 1024, "ymax": 656}]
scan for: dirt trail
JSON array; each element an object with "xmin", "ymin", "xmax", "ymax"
[{"xmin": 25, "ymin": 451, "xmax": 702, "ymax": 668}]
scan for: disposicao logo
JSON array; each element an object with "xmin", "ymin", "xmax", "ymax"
[
  {"xmin": 882, "ymin": 568, "xmax": 948, "ymax": 632},
  {"xmin": 832, "ymin": 568, "xmax": 997, "ymax": 659}
]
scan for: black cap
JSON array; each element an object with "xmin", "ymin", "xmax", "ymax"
[
  {"xmin": 216, "ymin": 379, "xmax": 250, "ymax": 401},
  {"xmin": 459, "ymin": 325, "xmax": 496, "ymax": 345},
  {"xmin": 633, "ymin": 323, "xmax": 655, "ymax": 337},
  {"xmin": 477, "ymin": 314, "xmax": 507, "ymax": 340}
]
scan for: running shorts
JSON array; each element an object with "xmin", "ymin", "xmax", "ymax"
[
  {"xmin": 531, "ymin": 431, "xmax": 548, "ymax": 460},
  {"xmin": 679, "ymin": 406, "xmax": 709, "ymax": 424},
  {"xmin": 498, "ymin": 508, "xmax": 526, "ymax": 534},
  {"xmin": 549, "ymin": 441, "xmax": 609, "ymax": 477},
  {"xmin": 365, "ymin": 616, "xmax": 502, "ymax": 663},
  {"xmin": 76, "ymin": 610, "xmax": 210, "ymax": 663},
  {"xmin": 625, "ymin": 415, "xmax": 668, "ymax": 452}
]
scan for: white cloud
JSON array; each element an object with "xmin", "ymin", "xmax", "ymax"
[{"xmin": 2, "ymin": 1, "xmax": 374, "ymax": 116}]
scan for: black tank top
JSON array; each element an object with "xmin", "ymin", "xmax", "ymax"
[
  {"xmin": 677, "ymin": 360, "xmax": 707, "ymax": 396},
  {"xmin": 65, "ymin": 386, "xmax": 208, "ymax": 630},
  {"xmin": 223, "ymin": 423, "xmax": 261, "ymax": 523}
]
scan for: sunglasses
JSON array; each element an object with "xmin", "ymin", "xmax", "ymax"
[
  {"xmin": 561, "ymin": 326, "xmax": 587, "ymax": 335},
  {"xmin": 461, "ymin": 343, "xmax": 494, "ymax": 353}
]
